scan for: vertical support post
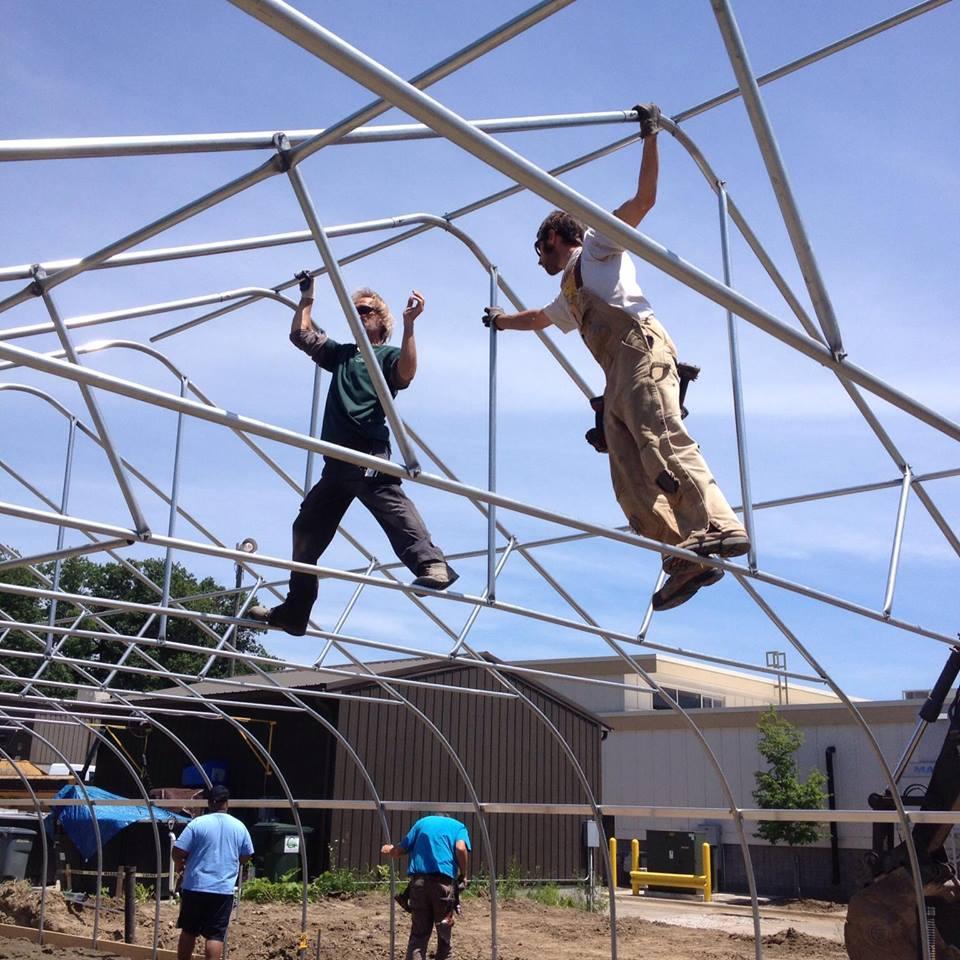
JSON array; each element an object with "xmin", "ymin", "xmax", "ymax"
[
  {"xmin": 882, "ymin": 466, "xmax": 912, "ymax": 617},
  {"xmin": 123, "ymin": 866, "xmax": 136, "ymax": 943},
  {"xmin": 447, "ymin": 539, "xmax": 515, "ymax": 657},
  {"xmin": 718, "ymin": 185, "xmax": 757, "ymax": 570},
  {"xmin": 486, "ymin": 266, "xmax": 499, "ymax": 600},
  {"xmin": 710, "ymin": 0, "xmax": 845, "ymax": 359},
  {"xmin": 702, "ymin": 842, "xmax": 712, "ymax": 902},
  {"xmin": 158, "ymin": 377, "xmax": 188, "ymax": 641},
  {"xmin": 46, "ymin": 417, "xmax": 77, "ymax": 653},
  {"xmin": 279, "ymin": 138, "xmax": 421, "ymax": 474},
  {"xmin": 609, "ymin": 837, "xmax": 618, "ymax": 890},
  {"xmin": 30, "ymin": 268, "xmax": 150, "ymax": 535},
  {"xmin": 630, "ymin": 838, "xmax": 640, "ymax": 896},
  {"xmin": 304, "ymin": 365, "xmax": 323, "ymax": 492}
]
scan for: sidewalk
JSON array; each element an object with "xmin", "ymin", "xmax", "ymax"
[{"xmin": 612, "ymin": 889, "xmax": 846, "ymax": 943}]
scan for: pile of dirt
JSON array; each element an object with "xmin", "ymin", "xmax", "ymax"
[
  {"xmin": 0, "ymin": 882, "xmax": 92, "ymax": 935},
  {"xmin": 0, "ymin": 886, "xmax": 848, "ymax": 960}
]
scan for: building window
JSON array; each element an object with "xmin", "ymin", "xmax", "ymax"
[{"xmin": 652, "ymin": 688, "xmax": 726, "ymax": 710}]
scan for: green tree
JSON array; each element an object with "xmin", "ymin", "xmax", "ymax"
[
  {"xmin": 752, "ymin": 707, "xmax": 827, "ymax": 846},
  {"xmin": 0, "ymin": 556, "xmax": 277, "ymax": 695}
]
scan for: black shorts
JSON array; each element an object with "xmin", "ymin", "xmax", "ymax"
[{"xmin": 177, "ymin": 889, "xmax": 234, "ymax": 941}]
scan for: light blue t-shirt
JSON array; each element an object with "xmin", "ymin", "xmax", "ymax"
[
  {"xmin": 174, "ymin": 812, "xmax": 254, "ymax": 895},
  {"xmin": 400, "ymin": 815, "xmax": 470, "ymax": 878}
]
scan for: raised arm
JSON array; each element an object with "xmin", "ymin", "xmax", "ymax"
[
  {"xmin": 291, "ymin": 270, "xmax": 317, "ymax": 337},
  {"xmin": 394, "ymin": 290, "xmax": 424, "ymax": 388},
  {"xmin": 613, "ymin": 104, "xmax": 660, "ymax": 228}
]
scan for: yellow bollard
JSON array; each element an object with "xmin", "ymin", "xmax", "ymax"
[
  {"xmin": 609, "ymin": 837, "xmax": 617, "ymax": 890},
  {"xmin": 702, "ymin": 842, "xmax": 712, "ymax": 903},
  {"xmin": 630, "ymin": 838, "xmax": 640, "ymax": 896}
]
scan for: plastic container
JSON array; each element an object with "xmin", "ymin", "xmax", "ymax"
[
  {"xmin": 0, "ymin": 827, "xmax": 36, "ymax": 880},
  {"xmin": 252, "ymin": 822, "xmax": 313, "ymax": 881}
]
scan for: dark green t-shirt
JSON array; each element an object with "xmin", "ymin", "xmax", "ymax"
[{"xmin": 290, "ymin": 327, "xmax": 404, "ymax": 450}]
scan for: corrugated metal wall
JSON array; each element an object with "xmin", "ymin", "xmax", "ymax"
[
  {"xmin": 329, "ymin": 664, "xmax": 603, "ymax": 880},
  {"xmin": 90, "ymin": 665, "xmax": 603, "ymax": 880},
  {"xmin": 29, "ymin": 718, "xmax": 94, "ymax": 767}
]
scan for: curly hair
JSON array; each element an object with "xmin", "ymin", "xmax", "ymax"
[
  {"xmin": 536, "ymin": 210, "xmax": 584, "ymax": 247},
  {"xmin": 352, "ymin": 287, "xmax": 394, "ymax": 343}
]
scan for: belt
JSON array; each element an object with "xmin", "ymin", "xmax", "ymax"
[{"xmin": 411, "ymin": 872, "xmax": 454, "ymax": 882}]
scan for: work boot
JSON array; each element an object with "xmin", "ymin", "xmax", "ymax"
[
  {"xmin": 247, "ymin": 603, "xmax": 308, "ymax": 637},
  {"xmin": 694, "ymin": 525, "xmax": 751, "ymax": 560},
  {"xmin": 411, "ymin": 561, "xmax": 459, "ymax": 595},
  {"xmin": 652, "ymin": 566, "xmax": 724, "ymax": 612}
]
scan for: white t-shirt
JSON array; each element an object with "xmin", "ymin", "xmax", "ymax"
[{"xmin": 542, "ymin": 227, "xmax": 654, "ymax": 334}]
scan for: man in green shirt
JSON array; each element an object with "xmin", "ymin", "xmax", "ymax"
[{"xmin": 250, "ymin": 274, "xmax": 457, "ymax": 636}]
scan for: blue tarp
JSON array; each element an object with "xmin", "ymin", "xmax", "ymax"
[{"xmin": 45, "ymin": 785, "xmax": 189, "ymax": 861}]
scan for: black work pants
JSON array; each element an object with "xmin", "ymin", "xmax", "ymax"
[
  {"xmin": 284, "ymin": 456, "xmax": 444, "ymax": 622},
  {"xmin": 405, "ymin": 875, "xmax": 456, "ymax": 960}
]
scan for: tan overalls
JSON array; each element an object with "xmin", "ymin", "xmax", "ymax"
[{"xmin": 568, "ymin": 254, "xmax": 744, "ymax": 564}]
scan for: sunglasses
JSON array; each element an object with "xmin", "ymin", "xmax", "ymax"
[
  {"xmin": 355, "ymin": 304, "xmax": 378, "ymax": 316},
  {"xmin": 534, "ymin": 236, "xmax": 556, "ymax": 258}
]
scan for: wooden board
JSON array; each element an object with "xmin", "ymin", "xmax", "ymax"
[{"xmin": 0, "ymin": 923, "xmax": 179, "ymax": 959}]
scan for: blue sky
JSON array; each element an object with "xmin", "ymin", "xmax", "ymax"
[{"xmin": 0, "ymin": 0, "xmax": 958, "ymax": 700}]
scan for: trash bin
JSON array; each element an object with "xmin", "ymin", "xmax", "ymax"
[
  {"xmin": 253, "ymin": 823, "xmax": 313, "ymax": 882},
  {"xmin": 0, "ymin": 827, "xmax": 36, "ymax": 880}
]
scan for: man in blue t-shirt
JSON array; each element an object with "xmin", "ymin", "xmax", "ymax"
[
  {"xmin": 381, "ymin": 814, "xmax": 471, "ymax": 960},
  {"xmin": 250, "ymin": 273, "xmax": 458, "ymax": 637},
  {"xmin": 173, "ymin": 786, "xmax": 253, "ymax": 960}
]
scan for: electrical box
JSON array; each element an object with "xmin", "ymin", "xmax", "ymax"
[
  {"xmin": 583, "ymin": 819, "xmax": 600, "ymax": 848},
  {"xmin": 645, "ymin": 830, "xmax": 709, "ymax": 894}
]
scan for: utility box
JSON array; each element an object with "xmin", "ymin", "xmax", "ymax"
[
  {"xmin": 0, "ymin": 827, "xmax": 36, "ymax": 881},
  {"xmin": 253, "ymin": 823, "xmax": 313, "ymax": 882},
  {"xmin": 645, "ymin": 830, "xmax": 708, "ymax": 894}
]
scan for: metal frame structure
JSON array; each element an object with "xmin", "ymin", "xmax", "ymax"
[{"xmin": 0, "ymin": 2, "xmax": 957, "ymax": 959}]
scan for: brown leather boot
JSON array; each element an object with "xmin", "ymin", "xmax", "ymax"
[{"xmin": 652, "ymin": 566, "xmax": 724, "ymax": 611}]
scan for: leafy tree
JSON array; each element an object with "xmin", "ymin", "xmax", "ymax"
[
  {"xmin": 0, "ymin": 555, "xmax": 277, "ymax": 696},
  {"xmin": 752, "ymin": 707, "xmax": 827, "ymax": 846}
]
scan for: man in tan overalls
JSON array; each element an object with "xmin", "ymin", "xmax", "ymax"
[{"xmin": 484, "ymin": 104, "xmax": 749, "ymax": 610}]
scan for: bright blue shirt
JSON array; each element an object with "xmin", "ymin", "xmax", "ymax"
[
  {"xmin": 400, "ymin": 815, "xmax": 470, "ymax": 878},
  {"xmin": 174, "ymin": 812, "xmax": 254, "ymax": 895}
]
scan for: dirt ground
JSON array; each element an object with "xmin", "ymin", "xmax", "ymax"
[{"xmin": 0, "ymin": 882, "xmax": 848, "ymax": 960}]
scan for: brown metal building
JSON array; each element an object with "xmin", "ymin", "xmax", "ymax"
[{"xmin": 87, "ymin": 656, "xmax": 606, "ymax": 880}]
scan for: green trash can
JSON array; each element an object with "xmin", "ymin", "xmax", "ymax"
[{"xmin": 253, "ymin": 822, "xmax": 313, "ymax": 881}]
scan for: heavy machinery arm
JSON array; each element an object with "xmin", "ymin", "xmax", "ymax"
[{"xmin": 845, "ymin": 647, "xmax": 960, "ymax": 959}]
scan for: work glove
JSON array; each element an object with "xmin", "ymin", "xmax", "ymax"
[
  {"xmin": 482, "ymin": 306, "xmax": 505, "ymax": 329},
  {"xmin": 294, "ymin": 270, "xmax": 315, "ymax": 300},
  {"xmin": 633, "ymin": 103, "xmax": 661, "ymax": 139}
]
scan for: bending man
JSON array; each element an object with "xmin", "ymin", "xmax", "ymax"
[
  {"xmin": 251, "ymin": 275, "xmax": 457, "ymax": 636},
  {"xmin": 484, "ymin": 105, "xmax": 749, "ymax": 610},
  {"xmin": 382, "ymin": 814, "xmax": 470, "ymax": 960}
]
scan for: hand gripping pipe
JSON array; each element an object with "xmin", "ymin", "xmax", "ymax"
[{"xmin": 225, "ymin": 0, "xmax": 960, "ymax": 446}]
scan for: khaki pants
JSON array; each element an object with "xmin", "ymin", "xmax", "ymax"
[
  {"xmin": 579, "ymin": 290, "xmax": 743, "ymax": 551},
  {"xmin": 405, "ymin": 875, "xmax": 455, "ymax": 960}
]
